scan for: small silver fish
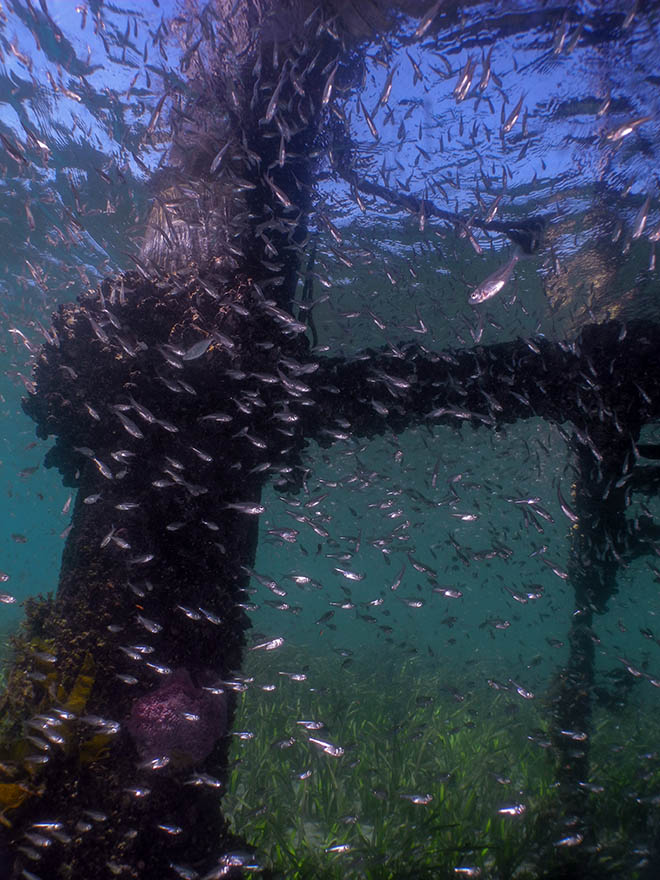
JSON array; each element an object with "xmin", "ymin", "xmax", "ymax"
[
  {"xmin": 469, "ymin": 250, "xmax": 521, "ymax": 304},
  {"xmin": 502, "ymin": 94, "xmax": 524, "ymax": 134},
  {"xmin": 359, "ymin": 98, "xmax": 379, "ymax": 140},
  {"xmin": 125, "ymin": 398, "xmax": 153, "ymax": 427},
  {"xmin": 605, "ymin": 114, "xmax": 652, "ymax": 142},
  {"xmin": 139, "ymin": 756, "xmax": 170, "ymax": 770},
  {"xmin": 478, "ymin": 46, "xmax": 493, "ymax": 92},
  {"xmin": 321, "ymin": 63, "xmax": 338, "ymax": 108},
  {"xmin": 596, "ymin": 91, "xmax": 611, "ymax": 118},
  {"xmin": 157, "ymin": 821, "xmax": 187, "ymax": 836},
  {"xmin": 115, "ymin": 410, "xmax": 144, "ymax": 439},
  {"xmin": 182, "ymin": 338, "xmax": 212, "ymax": 360},
  {"xmin": 325, "ymin": 843, "xmax": 352, "ymax": 854},
  {"xmin": 333, "ymin": 567, "xmax": 365, "ymax": 582},
  {"xmin": 137, "ymin": 614, "xmax": 162, "ymax": 634},
  {"xmin": 554, "ymin": 833, "xmax": 583, "ymax": 847},
  {"xmin": 498, "ymin": 803, "xmax": 526, "ymax": 816},
  {"xmin": 415, "ymin": 0, "xmax": 444, "ymax": 39},
  {"xmin": 308, "ymin": 736, "xmax": 344, "ymax": 757},
  {"xmin": 453, "ymin": 55, "xmax": 476, "ymax": 102},
  {"xmin": 251, "ymin": 637, "xmax": 284, "ymax": 651},
  {"xmin": 400, "ymin": 793, "xmax": 433, "ymax": 804},
  {"xmin": 632, "ymin": 194, "xmax": 652, "ymax": 239},
  {"xmin": 376, "ymin": 66, "xmax": 396, "ymax": 110},
  {"xmin": 225, "ymin": 502, "xmax": 266, "ymax": 515},
  {"xmin": 92, "ymin": 457, "xmax": 113, "ymax": 480}
]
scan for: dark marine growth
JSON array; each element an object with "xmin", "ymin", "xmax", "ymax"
[{"xmin": 0, "ymin": 2, "xmax": 658, "ymax": 880}]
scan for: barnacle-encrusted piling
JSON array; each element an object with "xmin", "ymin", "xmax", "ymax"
[
  {"xmin": 1, "ymin": 268, "xmax": 314, "ymax": 877},
  {"xmin": 0, "ymin": 0, "xmax": 659, "ymax": 876}
]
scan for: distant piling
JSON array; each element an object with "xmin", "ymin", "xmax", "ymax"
[{"xmin": 0, "ymin": 0, "xmax": 658, "ymax": 876}]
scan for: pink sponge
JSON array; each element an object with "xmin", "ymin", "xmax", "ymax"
[{"xmin": 127, "ymin": 668, "xmax": 227, "ymax": 767}]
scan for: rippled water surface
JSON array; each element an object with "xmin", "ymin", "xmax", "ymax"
[{"xmin": 1, "ymin": 2, "xmax": 660, "ymax": 878}]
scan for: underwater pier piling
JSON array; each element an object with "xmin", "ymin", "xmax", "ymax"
[
  {"xmin": 0, "ymin": 2, "xmax": 659, "ymax": 878},
  {"xmin": 548, "ymin": 434, "xmax": 634, "ymax": 874},
  {"xmin": 3, "ymin": 267, "xmax": 318, "ymax": 878}
]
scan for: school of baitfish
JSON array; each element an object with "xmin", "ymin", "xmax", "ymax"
[{"xmin": 0, "ymin": 0, "xmax": 659, "ymax": 878}]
